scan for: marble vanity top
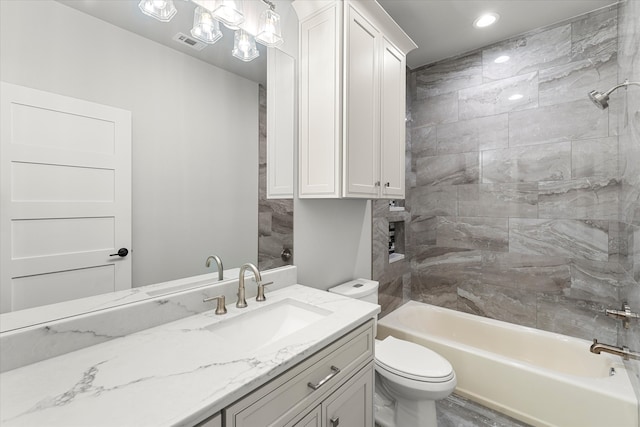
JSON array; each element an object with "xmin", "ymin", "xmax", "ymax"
[{"xmin": 0, "ymin": 284, "xmax": 379, "ymax": 426}]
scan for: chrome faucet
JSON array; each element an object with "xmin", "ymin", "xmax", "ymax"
[
  {"xmin": 590, "ymin": 339, "xmax": 640, "ymax": 361},
  {"xmin": 205, "ymin": 255, "xmax": 224, "ymax": 281},
  {"xmin": 236, "ymin": 263, "xmax": 261, "ymax": 308},
  {"xmin": 605, "ymin": 302, "xmax": 639, "ymax": 329}
]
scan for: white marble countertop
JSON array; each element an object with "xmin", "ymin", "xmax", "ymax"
[{"xmin": 0, "ymin": 285, "xmax": 379, "ymax": 427}]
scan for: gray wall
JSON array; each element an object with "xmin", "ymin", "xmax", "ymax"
[
  {"xmin": 0, "ymin": 0, "xmax": 259, "ymax": 287},
  {"xmin": 376, "ymin": 6, "xmax": 632, "ymax": 343},
  {"xmin": 617, "ymin": 0, "xmax": 640, "ymax": 408}
]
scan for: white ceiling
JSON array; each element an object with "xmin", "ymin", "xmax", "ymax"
[
  {"xmin": 58, "ymin": 0, "xmax": 619, "ymax": 78},
  {"xmin": 378, "ymin": 0, "xmax": 619, "ymax": 69}
]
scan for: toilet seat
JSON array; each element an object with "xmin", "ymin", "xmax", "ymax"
[{"xmin": 375, "ymin": 336, "xmax": 454, "ymax": 383}]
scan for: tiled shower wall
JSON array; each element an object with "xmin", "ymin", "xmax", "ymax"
[
  {"xmin": 258, "ymin": 85, "xmax": 294, "ymax": 270},
  {"xmin": 617, "ymin": 0, "xmax": 640, "ymax": 404},
  {"xmin": 375, "ymin": 6, "xmax": 636, "ymax": 343}
]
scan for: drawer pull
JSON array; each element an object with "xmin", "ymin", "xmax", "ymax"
[
  {"xmin": 330, "ymin": 417, "xmax": 340, "ymax": 426},
  {"xmin": 307, "ymin": 365, "xmax": 340, "ymax": 390}
]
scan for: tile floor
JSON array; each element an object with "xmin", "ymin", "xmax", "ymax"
[{"xmin": 436, "ymin": 394, "xmax": 532, "ymax": 427}]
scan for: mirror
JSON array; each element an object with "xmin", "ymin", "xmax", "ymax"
[{"xmin": 0, "ymin": 0, "xmax": 296, "ymax": 325}]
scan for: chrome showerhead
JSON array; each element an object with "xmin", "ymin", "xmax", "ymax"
[
  {"xmin": 588, "ymin": 90, "xmax": 609, "ymax": 109},
  {"xmin": 588, "ymin": 80, "xmax": 640, "ymax": 110}
]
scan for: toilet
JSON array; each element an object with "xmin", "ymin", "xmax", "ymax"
[{"xmin": 329, "ymin": 279, "xmax": 456, "ymax": 427}]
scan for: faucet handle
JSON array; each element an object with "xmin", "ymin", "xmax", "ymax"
[
  {"xmin": 203, "ymin": 295, "xmax": 227, "ymax": 315},
  {"xmin": 256, "ymin": 281, "xmax": 274, "ymax": 302}
]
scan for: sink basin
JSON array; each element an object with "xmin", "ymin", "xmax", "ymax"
[{"xmin": 204, "ymin": 299, "xmax": 331, "ymax": 351}]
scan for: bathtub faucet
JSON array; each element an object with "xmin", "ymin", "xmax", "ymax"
[
  {"xmin": 605, "ymin": 302, "xmax": 640, "ymax": 329},
  {"xmin": 590, "ymin": 339, "xmax": 640, "ymax": 361}
]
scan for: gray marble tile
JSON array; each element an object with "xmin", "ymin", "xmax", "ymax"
[
  {"xmin": 538, "ymin": 53, "xmax": 618, "ymax": 107},
  {"xmin": 509, "ymin": 99, "xmax": 609, "ymax": 147},
  {"xmin": 482, "ymin": 24, "xmax": 571, "ymax": 81},
  {"xmin": 437, "ymin": 394, "xmax": 533, "ymax": 427},
  {"xmin": 436, "ymin": 216, "xmax": 508, "ymax": 252},
  {"xmin": 537, "ymin": 294, "xmax": 618, "ymax": 342},
  {"xmin": 409, "ymin": 215, "xmax": 437, "ymax": 249},
  {"xmin": 410, "ymin": 185, "xmax": 458, "ymax": 217},
  {"xmin": 458, "ymin": 282, "xmax": 537, "ymax": 328},
  {"xmin": 412, "ymin": 247, "xmax": 482, "ymax": 309},
  {"xmin": 458, "ymin": 183, "xmax": 538, "ymax": 218},
  {"xmin": 569, "ymin": 260, "xmax": 629, "ymax": 306},
  {"xmin": 378, "ymin": 276, "xmax": 404, "ymax": 319},
  {"xmin": 571, "ymin": 7, "xmax": 618, "ymax": 61},
  {"xmin": 437, "ymin": 114, "xmax": 508, "ymax": 154},
  {"xmin": 258, "ymin": 211, "xmax": 272, "ymax": 237},
  {"xmin": 412, "ymin": 91, "xmax": 458, "ymax": 127},
  {"xmin": 482, "ymin": 141, "xmax": 571, "ymax": 183},
  {"xmin": 538, "ymin": 178, "xmax": 620, "ymax": 220},
  {"xmin": 481, "ymin": 252, "xmax": 571, "ymax": 293},
  {"xmin": 572, "ymin": 136, "xmax": 618, "ymax": 179},
  {"xmin": 410, "ymin": 125, "xmax": 437, "ymax": 160},
  {"xmin": 509, "ymin": 218, "xmax": 609, "ymax": 261},
  {"xmin": 414, "ymin": 52, "xmax": 483, "ymax": 99},
  {"xmin": 416, "ymin": 152, "xmax": 479, "ymax": 186},
  {"xmin": 459, "ymin": 71, "xmax": 538, "ymax": 120}
]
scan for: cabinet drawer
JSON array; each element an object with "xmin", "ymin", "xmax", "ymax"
[{"xmin": 224, "ymin": 320, "xmax": 374, "ymax": 427}]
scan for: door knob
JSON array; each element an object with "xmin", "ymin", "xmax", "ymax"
[{"xmin": 109, "ymin": 248, "xmax": 129, "ymax": 257}]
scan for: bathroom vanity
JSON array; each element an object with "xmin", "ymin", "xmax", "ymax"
[{"xmin": 0, "ymin": 283, "xmax": 379, "ymax": 426}]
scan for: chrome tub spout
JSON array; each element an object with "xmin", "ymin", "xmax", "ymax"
[{"xmin": 590, "ymin": 339, "xmax": 640, "ymax": 361}]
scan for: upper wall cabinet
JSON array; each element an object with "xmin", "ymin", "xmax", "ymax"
[{"xmin": 293, "ymin": 0, "xmax": 417, "ymax": 199}]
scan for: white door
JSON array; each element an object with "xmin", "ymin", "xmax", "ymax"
[{"xmin": 0, "ymin": 82, "xmax": 131, "ymax": 313}]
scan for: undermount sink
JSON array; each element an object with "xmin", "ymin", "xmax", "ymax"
[{"xmin": 204, "ymin": 299, "xmax": 332, "ymax": 351}]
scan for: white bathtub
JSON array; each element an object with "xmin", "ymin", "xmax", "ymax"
[{"xmin": 376, "ymin": 301, "xmax": 638, "ymax": 427}]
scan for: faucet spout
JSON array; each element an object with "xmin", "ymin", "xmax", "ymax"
[
  {"xmin": 237, "ymin": 263, "xmax": 262, "ymax": 308},
  {"xmin": 205, "ymin": 255, "xmax": 224, "ymax": 281},
  {"xmin": 590, "ymin": 339, "xmax": 640, "ymax": 361}
]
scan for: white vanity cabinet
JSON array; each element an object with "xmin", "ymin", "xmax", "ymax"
[
  {"xmin": 294, "ymin": 0, "xmax": 416, "ymax": 199},
  {"xmin": 223, "ymin": 320, "xmax": 374, "ymax": 427}
]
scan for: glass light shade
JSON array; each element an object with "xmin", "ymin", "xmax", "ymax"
[
  {"xmin": 138, "ymin": 0, "xmax": 177, "ymax": 22},
  {"xmin": 255, "ymin": 9, "xmax": 283, "ymax": 47},
  {"xmin": 213, "ymin": 0, "xmax": 244, "ymax": 29},
  {"xmin": 232, "ymin": 29, "xmax": 259, "ymax": 62},
  {"xmin": 191, "ymin": 7, "xmax": 222, "ymax": 44}
]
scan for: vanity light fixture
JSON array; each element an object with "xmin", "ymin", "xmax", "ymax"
[
  {"xmin": 138, "ymin": 0, "xmax": 284, "ymax": 62},
  {"xmin": 212, "ymin": 0, "xmax": 245, "ymax": 29},
  {"xmin": 233, "ymin": 28, "xmax": 260, "ymax": 61},
  {"xmin": 191, "ymin": 6, "xmax": 223, "ymax": 44},
  {"xmin": 255, "ymin": 0, "xmax": 284, "ymax": 47},
  {"xmin": 494, "ymin": 55, "xmax": 510, "ymax": 63},
  {"xmin": 473, "ymin": 12, "xmax": 500, "ymax": 28},
  {"xmin": 138, "ymin": 0, "xmax": 177, "ymax": 22}
]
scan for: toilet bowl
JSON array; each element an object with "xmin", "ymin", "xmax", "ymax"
[{"xmin": 328, "ymin": 279, "xmax": 457, "ymax": 427}]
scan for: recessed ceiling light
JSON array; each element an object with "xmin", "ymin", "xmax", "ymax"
[
  {"xmin": 494, "ymin": 55, "xmax": 510, "ymax": 64},
  {"xmin": 508, "ymin": 94, "xmax": 524, "ymax": 101},
  {"xmin": 473, "ymin": 12, "xmax": 500, "ymax": 28}
]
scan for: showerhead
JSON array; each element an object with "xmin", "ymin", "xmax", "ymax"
[
  {"xmin": 588, "ymin": 90, "xmax": 609, "ymax": 109},
  {"xmin": 588, "ymin": 80, "xmax": 640, "ymax": 110}
]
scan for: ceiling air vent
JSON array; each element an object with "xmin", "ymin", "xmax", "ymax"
[{"xmin": 172, "ymin": 32, "xmax": 207, "ymax": 51}]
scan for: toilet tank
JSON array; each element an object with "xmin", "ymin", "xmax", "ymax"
[{"xmin": 328, "ymin": 279, "xmax": 379, "ymax": 304}]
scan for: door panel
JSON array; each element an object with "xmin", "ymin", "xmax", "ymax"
[{"xmin": 0, "ymin": 82, "xmax": 131, "ymax": 313}]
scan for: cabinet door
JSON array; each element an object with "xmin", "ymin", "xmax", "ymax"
[
  {"xmin": 343, "ymin": 5, "xmax": 380, "ymax": 199},
  {"xmin": 380, "ymin": 38, "xmax": 406, "ymax": 199},
  {"xmin": 293, "ymin": 406, "xmax": 322, "ymax": 427},
  {"xmin": 299, "ymin": 4, "xmax": 342, "ymax": 198},
  {"xmin": 323, "ymin": 365, "xmax": 374, "ymax": 427}
]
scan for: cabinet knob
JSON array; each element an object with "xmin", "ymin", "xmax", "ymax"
[
  {"xmin": 330, "ymin": 417, "xmax": 340, "ymax": 427},
  {"xmin": 385, "ymin": 182, "xmax": 390, "ymax": 187},
  {"xmin": 374, "ymin": 181, "xmax": 380, "ymax": 187}
]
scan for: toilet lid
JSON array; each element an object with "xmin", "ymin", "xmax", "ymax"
[{"xmin": 375, "ymin": 336, "xmax": 454, "ymax": 382}]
